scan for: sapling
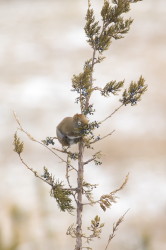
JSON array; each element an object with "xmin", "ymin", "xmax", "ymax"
[{"xmin": 14, "ymin": 1, "xmax": 147, "ymax": 250}]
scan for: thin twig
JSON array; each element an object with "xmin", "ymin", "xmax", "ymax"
[
  {"xmin": 19, "ymin": 154, "xmax": 76, "ymax": 192},
  {"xmin": 105, "ymin": 209, "xmax": 130, "ymax": 250},
  {"xmin": 83, "ymin": 151, "xmax": 101, "ymax": 165},
  {"xmin": 90, "ymin": 130, "xmax": 115, "ymax": 144},
  {"xmin": 19, "ymin": 154, "xmax": 52, "ymax": 186},
  {"xmin": 92, "ymin": 86, "xmax": 103, "ymax": 92},
  {"xmin": 83, "ymin": 158, "xmax": 95, "ymax": 165},
  {"xmin": 13, "ymin": 111, "xmax": 77, "ymax": 172},
  {"xmin": 111, "ymin": 173, "xmax": 129, "ymax": 195},
  {"xmin": 52, "ymin": 147, "xmax": 69, "ymax": 154},
  {"xmin": 66, "ymin": 155, "xmax": 77, "ymax": 203},
  {"xmin": 100, "ymin": 104, "xmax": 124, "ymax": 124},
  {"xmin": 82, "ymin": 174, "xmax": 129, "ymax": 206},
  {"xmin": 82, "ymin": 200, "xmax": 98, "ymax": 206}
]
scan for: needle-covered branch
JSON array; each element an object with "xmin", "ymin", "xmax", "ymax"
[
  {"xmin": 13, "ymin": 133, "xmax": 24, "ymax": 155},
  {"xmin": 41, "ymin": 167, "xmax": 75, "ymax": 213},
  {"xmin": 85, "ymin": 215, "xmax": 104, "ymax": 243},
  {"xmin": 120, "ymin": 75, "xmax": 148, "ymax": 106},
  {"xmin": 101, "ymin": 80, "xmax": 124, "ymax": 96},
  {"xmin": 85, "ymin": 0, "xmax": 141, "ymax": 54},
  {"xmin": 84, "ymin": 0, "xmax": 101, "ymax": 50},
  {"xmin": 100, "ymin": 76, "xmax": 147, "ymax": 124}
]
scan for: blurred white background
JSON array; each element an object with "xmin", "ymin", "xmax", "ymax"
[{"xmin": 0, "ymin": 0, "xmax": 166, "ymax": 249}]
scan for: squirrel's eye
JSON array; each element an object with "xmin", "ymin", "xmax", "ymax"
[{"xmin": 78, "ymin": 121, "xmax": 82, "ymax": 126}]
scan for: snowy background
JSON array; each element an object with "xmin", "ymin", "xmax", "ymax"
[{"xmin": 0, "ymin": 0, "xmax": 166, "ymax": 249}]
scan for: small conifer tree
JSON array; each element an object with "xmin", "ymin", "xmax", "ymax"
[{"xmin": 14, "ymin": 1, "xmax": 147, "ymax": 249}]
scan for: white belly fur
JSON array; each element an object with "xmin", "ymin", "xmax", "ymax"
[{"xmin": 56, "ymin": 128, "xmax": 81, "ymax": 145}]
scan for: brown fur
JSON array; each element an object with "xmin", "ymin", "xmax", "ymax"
[{"xmin": 56, "ymin": 114, "xmax": 88, "ymax": 146}]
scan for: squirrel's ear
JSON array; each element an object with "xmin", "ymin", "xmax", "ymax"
[{"xmin": 73, "ymin": 114, "xmax": 79, "ymax": 121}]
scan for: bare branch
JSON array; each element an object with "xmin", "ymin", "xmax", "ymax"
[
  {"xmin": 19, "ymin": 154, "xmax": 76, "ymax": 192},
  {"xmin": 90, "ymin": 130, "xmax": 115, "ymax": 144},
  {"xmin": 52, "ymin": 147, "xmax": 70, "ymax": 154},
  {"xmin": 18, "ymin": 154, "xmax": 52, "ymax": 186},
  {"xmin": 100, "ymin": 104, "xmax": 124, "ymax": 124},
  {"xmin": 83, "ymin": 158, "xmax": 95, "ymax": 165}
]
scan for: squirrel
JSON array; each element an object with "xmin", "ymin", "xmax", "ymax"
[{"xmin": 56, "ymin": 114, "xmax": 89, "ymax": 147}]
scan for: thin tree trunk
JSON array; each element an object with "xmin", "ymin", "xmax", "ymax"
[
  {"xmin": 75, "ymin": 140, "xmax": 84, "ymax": 250},
  {"xmin": 75, "ymin": 45, "xmax": 95, "ymax": 250}
]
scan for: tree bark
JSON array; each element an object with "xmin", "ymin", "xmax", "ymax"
[{"xmin": 75, "ymin": 140, "xmax": 84, "ymax": 250}]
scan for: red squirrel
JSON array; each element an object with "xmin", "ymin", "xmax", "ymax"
[{"xmin": 56, "ymin": 114, "xmax": 88, "ymax": 146}]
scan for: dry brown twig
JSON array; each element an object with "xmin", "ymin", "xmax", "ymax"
[
  {"xmin": 105, "ymin": 209, "xmax": 130, "ymax": 250},
  {"xmin": 111, "ymin": 173, "xmax": 129, "ymax": 195},
  {"xmin": 13, "ymin": 111, "xmax": 77, "ymax": 172},
  {"xmin": 100, "ymin": 104, "xmax": 124, "ymax": 124},
  {"xmin": 83, "ymin": 174, "xmax": 129, "ymax": 207},
  {"xmin": 19, "ymin": 154, "xmax": 52, "ymax": 186}
]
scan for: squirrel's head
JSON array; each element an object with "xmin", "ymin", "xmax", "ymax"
[{"xmin": 73, "ymin": 114, "xmax": 89, "ymax": 128}]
